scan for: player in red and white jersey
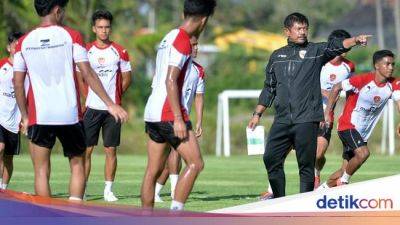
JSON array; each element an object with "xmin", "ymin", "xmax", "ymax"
[
  {"xmin": 0, "ymin": 32, "xmax": 25, "ymax": 191},
  {"xmin": 314, "ymin": 30, "xmax": 355, "ymax": 188},
  {"xmin": 320, "ymin": 50, "xmax": 400, "ymax": 188},
  {"xmin": 76, "ymin": 10, "xmax": 132, "ymax": 202},
  {"xmin": 13, "ymin": 0, "xmax": 127, "ymax": 200},
  {"xmin": 142, "ymin": 0, "xmax": 216, "ymax": 210},
  {"xmin": 154, "ymin": 36, "xmax": 206, "ymax": 203}
]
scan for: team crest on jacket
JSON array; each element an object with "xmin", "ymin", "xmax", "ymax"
[
  {"xmin": 374, "ymin": 96, "xmax": 381, "ymax": 104},
  {"xmin": 299, "ymin": 50, "xmax": 307, "ymax": 59}
]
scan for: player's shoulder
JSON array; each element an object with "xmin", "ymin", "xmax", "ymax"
[
  {"xmin": 388, "ymin": 78, "xmax": 400, "ymax": 90},
  {"xmin": 350, "ymin": 72, "xmax": 374, "ymax": 83},
  {"xmin": 0, "ymin": 58, "xmax": 9, "ymax": 68},
  {"xmin": 15, "ymin": 29, "xmax": 33, "ymax": 47},
  {"xmin": 111, "ymin": 42, "xmax": 128, "ymax": 55},
  {"xmin": 86, "ymin": 41, "xmax": 95, "ymax": 50},
  {"xmin": 170, "ymin": 28, "xmax": 191, "ymax": 55},
  {"xmin": 61, "ymin": 26, "xmax": 84, "ymax": 42},
  {"xmin": 192, "ymin": 61, "xmax": 205, "ymax": 79},
  {"xmin": 342, "ymin": 58, "xmax": 355, "ymax": 72},
  {"xmin": 61, "ymin": 26, "xmax": 81, "ymax": 35}
]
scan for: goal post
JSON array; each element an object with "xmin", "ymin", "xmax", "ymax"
[{"xmin": 215, "ymin": 89, "xmax": 396, "ymax": 157}]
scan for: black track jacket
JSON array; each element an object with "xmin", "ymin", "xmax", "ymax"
[{"xmin": 258, "ymin": 39, "xmax": 350, "ymax": 124}]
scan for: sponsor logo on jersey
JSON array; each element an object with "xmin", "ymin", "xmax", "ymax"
[
  {"xmin": 277, "ymin": 54, "xmax": 287, "ymax": 58},
  {"xmin": 329, "ymin": 74, "xmax": 336, "ymax": 82},
  {"xmin": 98, "ymin": 57, "xmax": 106, "ymax": 65},
  {"xmin": 374, "ymin": 96, "xmax": 381, "ymax": 104},
  {"xmin": 299, "ymin": 50, "xmax": 307, "ymax": 59},
  {"xmin": 40, "ymin": 39, "xmax": 50, "ymax": 47}
]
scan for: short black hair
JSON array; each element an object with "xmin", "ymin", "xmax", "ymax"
[
  {"xmin": 284, "ymin": 12, "xmax": 309, "ymax": 28},
  {"xmin": 92, "ymin": 9, "xmax": 113, "ymax": 26},
  {"xmin": 8, "ymin": 31, "xmax": 24, "ymax": 44},
  {"xmin": 34, "ymin": 0, "xmax": 69, "ymax": 17},
  {"xmin": 373, "ymin": 50, "xmax": 395, "ymax": 65},
  {"xmin": 184, "ymin": 0, "xmax": 217, "ymax": 18},
  {"xmin": 328, "ymin": 29, "xmax": 351, "ymax": 42}
]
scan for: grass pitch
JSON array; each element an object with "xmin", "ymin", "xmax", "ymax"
[{"xmin": 8, "ymin": 152, "xmax": 400, "ymax": 211}]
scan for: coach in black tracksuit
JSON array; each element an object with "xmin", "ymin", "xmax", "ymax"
[{"xmin": 248, "ymin": 12, "xmax": 370, "ymax": 198}]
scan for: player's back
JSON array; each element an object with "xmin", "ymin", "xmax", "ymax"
[{"xmin": 14, "ymin": 25, "xmax": 87, "ymax": 125}]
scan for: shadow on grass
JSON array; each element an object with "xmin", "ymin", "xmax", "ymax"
[
  {"xmin": 52, "ymin": 191, "xmax": 258, "ymax": 202},
  {"xmin": 191, "ymin": 194, "xmax": 259, "ymax": 201},
  {"xmin": 52, "ymin": 193, "xmax": 141, "ymax": 201}
]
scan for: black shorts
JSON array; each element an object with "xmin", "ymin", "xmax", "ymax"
[
  {"xmin": 27, "ymin": 123, "xmax": 86, "ymax": 157},
  {"xmin": 83, "ymin": 108, "xmax": 121, "ymax": 148},
  {"xmin": 0, "ymin": 125, "xmax": 20, "ymax": 155},
  {"xmin": 318, "ymin": 124, "xmax": 332, "ymax": 142},
  {"xmin": 145, "ymin": 121, "xmax": 192, "ymax": 149},
  {"xmin": 338, "ymin": 129, "xmax": 367, "ymax": 161}
]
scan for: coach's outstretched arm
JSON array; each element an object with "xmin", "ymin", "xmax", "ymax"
[
  {"xmin": 324, "ymin": 82, "xmax": 342, "ymax": 126},
  {"xmin": 248, "ymin": 53, "xmax": 277, "ymax": 130},
  {"xmin": 77, "ymin": 62, "xmax": 128, "ymax": 123},
  {"xmin": 166, "ymin": 66, "xmax": 188, "ymax": 140},
  {"xmin": 322, "ymin": 34, "xmax": 372, "ymax": 63}
]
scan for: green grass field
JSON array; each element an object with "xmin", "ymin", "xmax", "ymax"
[{"xmin": 8, "ymin": 152, "xmax": 400, "ymax": 211}]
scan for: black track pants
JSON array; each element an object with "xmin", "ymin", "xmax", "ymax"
[{"xmin": 263, "ymin": 122, "xmax": 318, "ymax": 198}]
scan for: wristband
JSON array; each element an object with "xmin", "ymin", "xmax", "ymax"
[{"xmin": 252, "ymin": 111, "xmax": 262, "ymax": 117}]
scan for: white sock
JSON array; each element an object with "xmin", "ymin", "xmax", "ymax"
[
  {"xmin": 340, "ymin": 172, "xmax": 351, "ymax": 183},
  {"xmin": 155, "ymin": 183, "xmax": 164, "ymax": 196},
  {"xmin": 2, "ymin": 184, "xmax": 8, "ymax": 190},
  {"xmin": 104, "ymin": 181, "xmax": 113, "ymax": 193},
  {"xmin": 317, "ymin": 182, "xmax": 329, "ymax": 189},
  {"xmin": 267, "ymin": 185, "xmax": 273, "ymax": 193},
  {"xmin": 315, "ymin": 168, "xmax": 320, "ymax": 177},
  {"xmin": 170, "ymin": 200, "xmax": 184, "ymax": 211},
  {"xmin": 69, "ymin": 196, "xmax": 82, "ymax": 201},
  {"xmin": 169, "ymin": 174, "xmax": 179, "ymax": 194}
]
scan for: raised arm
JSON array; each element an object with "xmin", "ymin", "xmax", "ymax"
[{"xmin": 323, "ymin": 34, "xmax": 371, "ymax": 62}]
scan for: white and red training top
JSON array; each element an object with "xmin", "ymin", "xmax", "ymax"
[
  {"xmin": 338, "ymin": 73, "xmax": 400, "ymax": 141},
  {"xmin": 144, "ymin": 28, "xmax": 192, "ymax": 122},
  {"xmin": 182, "ymin": 61, "xmax": 205, "ymax": 114},
  {"xmin": 84, "ymin": 41, "xmax": 131, "ymax": 110},
  {"xmin": 13, "ymin": 25, "xmax": 88, "ymax": 126},
  {"xmin": 0, "ymin": 59, "xmax": 20, "ymax": 133},
  {"xmin": 320, "ymin": 58, "xmax": 355, "ymax": 107}
]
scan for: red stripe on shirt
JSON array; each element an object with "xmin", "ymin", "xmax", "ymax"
[
  {"xmin": 172, "ymin": 29, "xmax": 191, "ymax": 55},
  {"xmin": 161, "ymin": 60, "xmax": 191, "ymax": 122},
  {"xmin": 27, "ymin": 77, "xmax": 37, "ymax": 126}
]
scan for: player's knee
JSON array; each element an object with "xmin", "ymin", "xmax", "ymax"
[
  {"xmin": 355, "ymin": 148, "xmax": 370, "ymax": 161},
  {"xmin": 105, "ymin": 151, "xmax": 117, "ymax": 159},
  {"xmin": 188, "ymin": 160, "xmax": 204, "ymax": 173}
]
